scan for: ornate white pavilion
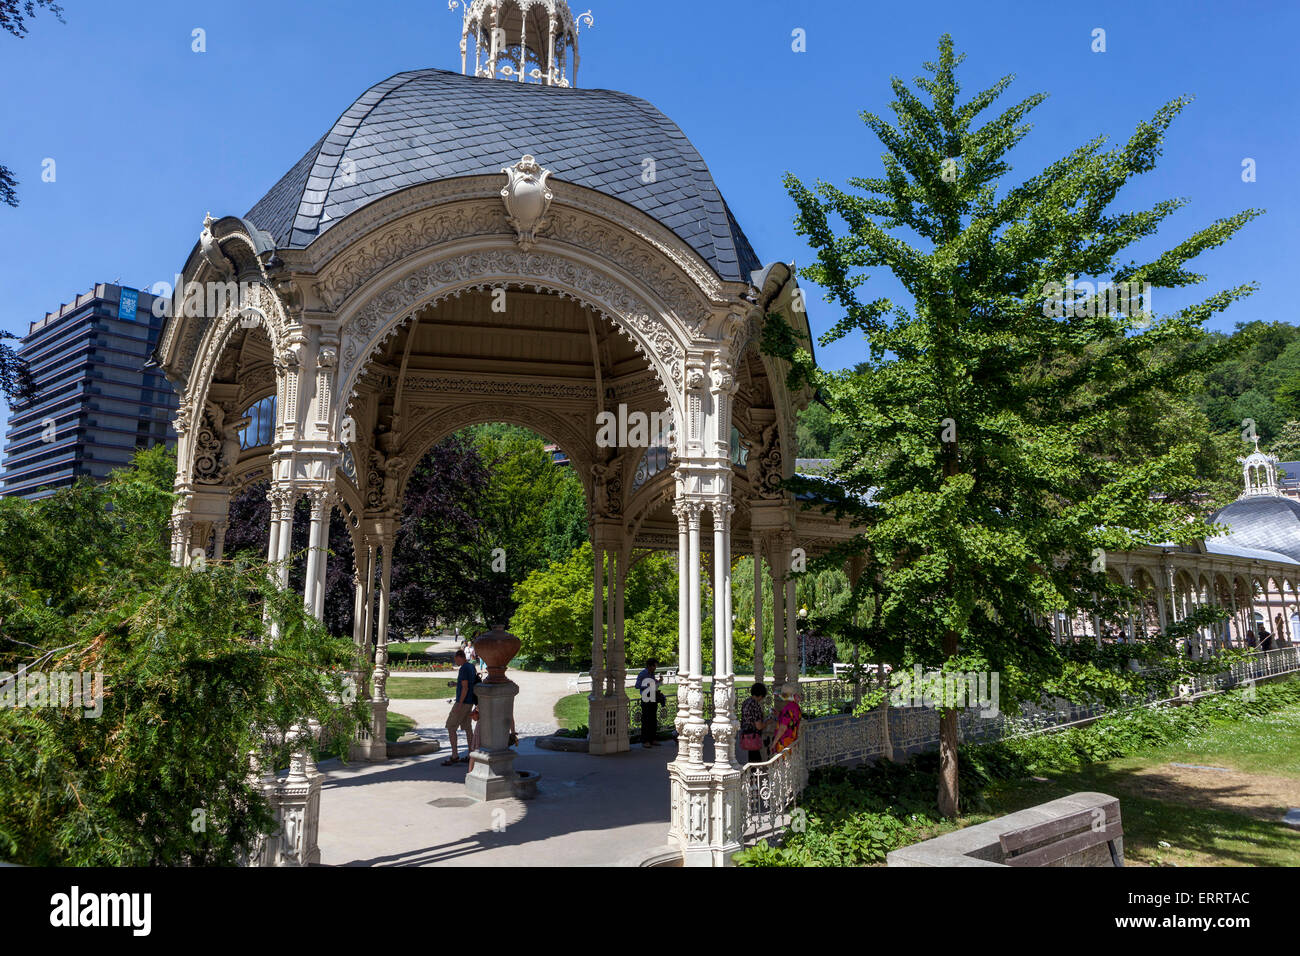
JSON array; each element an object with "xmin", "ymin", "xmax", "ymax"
[
  {"xmin": 154, "ymin": 0, "xmax": 858, "ymax": 866},
  {"xmin": 153, "ymin": 0, "xmax": 1299, "ymax": 867}
]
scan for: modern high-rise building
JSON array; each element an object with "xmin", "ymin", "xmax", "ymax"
[{"xmin": 1, "ymin": 283, "xmax": 178, "ymax": 498}]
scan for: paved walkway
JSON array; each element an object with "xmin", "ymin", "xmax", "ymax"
[
  {"xmin": 385, "ymin": 669, "xmax": 578, "ymax": 740},
  {"xmin": 317, "ymin": 668, "xmax": 673, "ymax": 866},
  {"xmin": 317, "ymin": 736, "xmax": 674, "ymax": 867}
]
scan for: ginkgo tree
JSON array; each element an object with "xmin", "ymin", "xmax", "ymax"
[{"xmin": 770, "ymin": 35, "xmax": 1261, "ymax": 816}]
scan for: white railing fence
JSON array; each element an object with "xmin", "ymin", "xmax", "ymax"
[
  {"xmin": 739, "ymin": 738, "xmax": 805, "ymax": 846},
  {"xmin": 740, "ymin": 647, "xmax": 1300, "ymax": 849}
]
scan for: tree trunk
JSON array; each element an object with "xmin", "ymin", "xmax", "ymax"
[
  {"xmin": 937, "ymin": 625, "xmax": 960, "ymax": 816},
  {"xmin": 937, "ymin": 704, "xmax": 960, "ymax": 816}
]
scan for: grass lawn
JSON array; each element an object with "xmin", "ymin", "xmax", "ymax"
[
  {"xmin": 385, "ymin": 676, "xmax": 457, "ymax": 700},
  {"xmin": 553, "ymin": 680, "xmax": 755, "ymax": 730},
  {"xmin": 967, "ymin": 698, "xmax": 1300, "ymax": 866},
  {"xmin": 386, "ymin": 712, "xmax": 416, "ymax": 743},
  {"xmin": 385, "ymin": 641, "xmax": 456, "ymax": 669}
]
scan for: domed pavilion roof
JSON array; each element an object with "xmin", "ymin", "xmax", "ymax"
[
  {"xmin": 1209, "ymin": 494, "xmax": 1300, "ymax": 565},
  {"xmin": 245, "ymin": 68, "xmax": 761, "ymax": 282}
]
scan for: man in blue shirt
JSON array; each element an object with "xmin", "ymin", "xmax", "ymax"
[{"xmin": 442, "ymin": 649, "xmax": 478, "ymax": 765}]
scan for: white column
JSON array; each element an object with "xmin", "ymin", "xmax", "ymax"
[
  {"xmin": 682, "ymin": 503, "xmax": 706, "ymax": 767},
  {"xmin": 275, "ymin": 493, "xmax": 295, "ymax": 588},
  {"xmin": 591, "ymin": 543, "xmax": 605, "ymax": 691},
  {"xmin": 786, "ymin": 575, "xmax": 798, "ymax": 683},
  {"xmin": 546, "ymin": 15, "xmax": 556, "ymax": 84},
  {"xmin": 367, "ymin": 527, "xmax": 393, "ymax": 761},
  {"xmin": 352, "ymin": 562, "xmax": 365, "ymax": 645},
  {"xmin": 314, "ymin": 522, "xmax": 329, "ymax": 621},
  {"xmin": 518, "ymin": 15, "xmax": 527, "ymax": 81},
  {"xmin": 212, "ymin": 520, "xmax": 228, "ymax": 563},
  {"xmin": 677, "ymin": 506, "xmax": 689, "ymax": 686},
  {"xmin": 605, "ymin": 549, "xmax": 617, "ymax": 696},
  {"xmin": 361, "ymin": 541, "xmax": 376, "ymax": 653},
  {"xmin": 689, "ymin": 511, "xmax": 703, "ymax": 697},
  {"xmin": 487, "ymin": 5, "xmax": 500, "ymax": 76},
  {"xmin": 266, "ymin": 492, "xmax": 282, "ymax": 568},
  {"xmin": 612, "ymin": 549, "xmax": 626, "ymax": 681},
  {"xmin": 304, "ymin": 492, "xmax": 327, "ymax": 616},
  {"xmin": 611, "ymin": 543, "xmax": 629, "ymax": 752},
  {"xmin": 375, "ymin": 533, "xmax": 393, "ymax": 700},
  {"xmin": 771, "ymin": 545, "xmax": 787, "ymax": 686},
  {"xmin": 588, "ymin": 535, "xmax": 615, "ymax": 754},
  {"xmin": 711, "ymin": 501, "xmax": 737, "ymax": 770}
]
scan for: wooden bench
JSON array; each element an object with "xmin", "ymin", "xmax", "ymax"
[{"xmin": 998, "ymin": 797, "xmax": 1123, "ymax": 867}]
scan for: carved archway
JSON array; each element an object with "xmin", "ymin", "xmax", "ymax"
[
  {"xmin": 389, "ymin": 402, "xmax": 597, "ymax": 511},
  {"xmin": 333, "ymin": 242, "xmax": 689, "ymax": 435}
]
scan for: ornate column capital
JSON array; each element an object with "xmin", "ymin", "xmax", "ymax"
[
  {"xmin": 673, "ymin": 499, "xmax": 703, "ymax": 530},
  {"xmin": 708, "ymin": 353, "xmax": 738, "ymax": 395},
  {"xmin": 304, "ymin": 487, "xmax": 334, "ymax": 515}
]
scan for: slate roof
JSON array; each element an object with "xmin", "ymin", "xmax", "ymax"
[
  {"xmin": 1203, "ymin": 537, "xmax": 1300, "ymax": 565},
  {"xmin": 245, "ymin": 68, "xmax": 760, "ymax": 281},
  {"xmin": 1209, "ymin": 495, "xmax": 1300, "ymax": 564}
]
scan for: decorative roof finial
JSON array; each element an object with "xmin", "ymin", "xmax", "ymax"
[
  {"xmin": 454, "ymin": 0, "xmax": 591, "ymax": 87},
  {"xmin": 1238, "ymin": 440, "xmax": 1281, "ymax": 498}
]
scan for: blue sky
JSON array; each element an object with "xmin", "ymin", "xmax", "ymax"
[{"xmin": 2, "ymin": 0, "xmax": 1296, "ymax": 424}]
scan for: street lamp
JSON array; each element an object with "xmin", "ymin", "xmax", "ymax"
[{"xmin": 798, "ymin": 605, "xmax": 809, "ymax": 677}]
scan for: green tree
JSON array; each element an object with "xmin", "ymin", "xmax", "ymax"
[
  {"xmin": 508, "ymin": 543, "xmax": 595, "ymax": 665},
  {"xmin": 774, "ymin": 35, "xmax": 1259, "ymax": 815},
  {"xmin": 797, "ymin": 402, "xmax": 837, "ymax": 458},
  {"xmin": 1269, "ymin": 420, "xmax": 1300, "ymax": 462},
  {"xmin": 0, "ymin": 447, "xmax": 362, "ymax": 864},
  {"xmin": 469, "ymin": 425, "xmax": 588, "ymax": 624},
  {"xmin": 509, "ymin": 546, "xmax": 685, "ymax": 670}
]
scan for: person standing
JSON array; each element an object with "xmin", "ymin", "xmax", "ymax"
[
  {"xmin": 442, "ymin": 648, "xmax": 477, "ymax": 765},
  {"xmin": 773, "ymin": 683, "xmax": 802, "ymax": 754},
  {"xmin": 635, "ymin": 658, "xmax": 661, "ymax": 748},
  {"xmin": 740, "ymin": 683, "xmax": 769, "ymax": 763}
]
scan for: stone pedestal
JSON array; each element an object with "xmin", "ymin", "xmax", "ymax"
[
  {"xmin": 465, "ymin": 680, "xmax": 519, "ymax": 801},
  {"xmin": 368, "ymin": 697, "xmax": 388, "ymax": 761},
  {"xmin": 249, "ymin": 725, "xmax": 323, "ymax": 866},
  {"xmin": 587, "ymin": 693, "xmax": 619, "ymax": 754},
  {"xmin": 709, "ymin": 769, "xmax": 744, "ymax": 866},
  {"xmin": 348, "ymin": 697, "xmax": 388, "ymax": 762},
  {"xmin": 669, "ymin": 761, "xmax": 715, "ymax": 866}
]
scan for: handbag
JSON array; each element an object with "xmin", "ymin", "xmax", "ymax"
[{"xmin": 740, "ymin": 732, "xmax": 762, "ymax": 751}]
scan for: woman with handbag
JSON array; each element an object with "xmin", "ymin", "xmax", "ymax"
[{"xmin": 740, "ymin": 682, "xmax": 769, "ymax": 763}]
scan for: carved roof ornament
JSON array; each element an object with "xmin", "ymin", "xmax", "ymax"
[
  {"xmin": 454, "ymin": 0, "xmax": 593, "ymax": 88},
  {"xmin": 199, "ymin": 212, "xmax": 235, "ymax": 279},
  {"xmin": 501, "ymin": 154, "xmax": 554, "ymax": 251}
]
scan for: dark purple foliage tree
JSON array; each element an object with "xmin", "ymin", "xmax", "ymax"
[
  {"xmin": 388, "ymin": 433, "xmax": 494, "ymax": 637},
  {"xmin": 223, "ymin": 433, "xmax": 496, "ymax": 640},
  {"xmin": 800, "ymin": 631, "xmax": 839, "ymax": 669}
]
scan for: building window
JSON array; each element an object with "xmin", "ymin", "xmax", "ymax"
[
  {"xmin": 238, "ymin": 395, "xmax": 276, "ymax": 450},
  {"xmin": 731, "ymin": 425, "xmax": 749, "ymax": 467}
]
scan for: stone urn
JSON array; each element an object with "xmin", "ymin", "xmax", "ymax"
[{"xmin": 473, "ymin": 624, "xmax": 520, "ymax": 684}]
